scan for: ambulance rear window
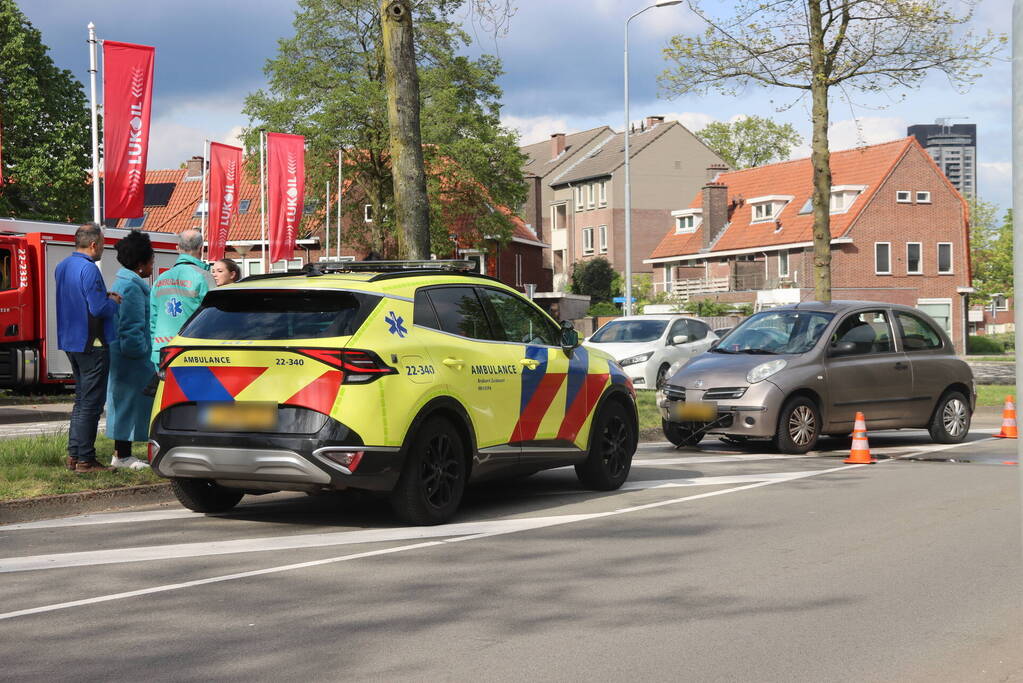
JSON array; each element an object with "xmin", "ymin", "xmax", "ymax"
[{"xmin": 180, "ymin": 290, "xmax": 379, "ymax": 340}]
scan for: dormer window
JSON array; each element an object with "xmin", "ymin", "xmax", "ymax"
[
  {"xmin": 672, "ymin": 208, "xmax": 702, "ymax": 234},
  {"xmin": 830, "ymin": 185, "xmax": 866, "ymax": 214},
  {"xmin": 748, "ymin": 195, "xmax": 793, "ymax": 223}
]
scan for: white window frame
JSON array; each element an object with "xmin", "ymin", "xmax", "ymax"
[
  {"xmin": 598, "ymin": 225, "xmax": 607, "ymax": 253},
  {"xmin": 663, "ymin": 264, "xmax": 673, "ymax": 292},
  {"xmin": 937, "ymin": 242, "xmax": 953, "ymax": 274},
  {"xmin": 574, "ymin": 187, "xmax": 584, "ymax": 212},
  {"xmin": 829, "ymin": 185, "xmax": 866, "ymax": 214},
  {"xmin": 748, "ymin": 195, "xmax": 792, "ymax": 223},
  {"xmin": 916, "ymin": 298, "xmax": 953, "ymax": 335},
  {"xmin": 915, "ymin": 191, "xmax": 931, "ymax": 204},
  {"xmin": 875, "ymin": 242, "xmax": 892, "ymax": 275},
  {"xmin": 598, "ymin": 181, "xmax": 607, "ymax": 207},
  {"xmin": 587, "ymin": 184, "xmax": 595, "ymax": 209},
  {"xmin": 672, "ymin": 208, "xmax": 702, "ymax": 234},
  {"xmin": 778, "ymin": 250, "xmax": 790, "ymax": 278},
  {"xmin": 582, "ymin": 227, "xmax": 594, "ymax": 255},
  {"xmin": 363, "ymin": 204, "xmax": 374, "ymax": 222},
  {"xmin": 896, "ymin": 190, "xmax": 911, "ymax": 203},
  {"xmin": 515, "ymin": 253, "xmax": 523, "ymax": 287},
  {"xmin": 906, "ymin": 242, "xmax": 923, "ymax": 275}
]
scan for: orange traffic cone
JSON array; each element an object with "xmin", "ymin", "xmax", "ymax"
[
  {"xmin": 845, "ymin": 412, "xmax": 876, "ymax": 464},
  {"xmin": 994, "ymin": 396, "xmax": 1018, "ymax": 439}
]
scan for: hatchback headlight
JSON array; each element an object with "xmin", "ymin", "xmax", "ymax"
[
  {"xmin": 747, "ymin": 359, "xmax": 787, "ymax": 383},
  {"xmin": 620, "ymin": 351, "xmax": 653, "ymax": 367}
]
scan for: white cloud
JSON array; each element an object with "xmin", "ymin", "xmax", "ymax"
[
  {"xmin": 662, "ymin": 111, "xmax": 717, "ymax": 133},
  {"xmin": 978, "ymin": 162, "xmax": 1011, "ymax": 208},
  {"xmin": 827, "ymin": 116, "xmax": 907, "ymax": 151},
  {"xmin": 502, "ymin": 114, "xmax": 576, "ymax": 145}
]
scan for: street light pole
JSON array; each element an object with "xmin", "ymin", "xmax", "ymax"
[{"xmin": 623, "ymin": 0, "xmax": 681, "ymax": 316}]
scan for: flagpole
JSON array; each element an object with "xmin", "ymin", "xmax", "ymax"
[
  {"xmin": 259, "ymin": 131, "xmax": 267, "ymax": 272},
  {"xmin": 325, "ymin": 180, "xmax": 330, "ymax": 263},
  {"xmin": 200, "ymin": 138, "xmax": 209, "ymax": 240},
  {"xmin": 88, "ymin": 22, "xmax": 101, "ymax": 225},
  {"xmin": 341, "ymin": 148, "xmax": 345, "ymax": 257}
]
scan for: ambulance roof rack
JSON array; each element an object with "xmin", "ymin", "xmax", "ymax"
[{"xmin": 240, "ymin": 259, "xmax": 491, "ymax": 283}]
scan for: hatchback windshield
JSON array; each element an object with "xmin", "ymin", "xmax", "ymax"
[
  {"xmin": 714, "ymin": 310, "xmax": 834, "ymax": 354},
  {"xmin": 590, "ymin": 319, "xmax": 668, "ymax": 343}
]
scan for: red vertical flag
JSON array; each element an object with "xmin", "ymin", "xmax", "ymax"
[
  {"xmin": 266, "ymin": 132, "xmax": 305, "ymax": 264},
  {"xmin": 102, "ymin": 41, "xmax": 155, "ymax": 219},
  {"xmin": 207, "ymin": 143, "xmax": 243, "ymax": 261}
]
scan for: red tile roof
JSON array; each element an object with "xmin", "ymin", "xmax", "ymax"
[{"xmin": 649, "ymin": 138, "xmax": 918, "ymax": 260}]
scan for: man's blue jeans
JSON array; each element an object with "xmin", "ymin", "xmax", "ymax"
[{"xmin": 67, "ymin": 347, "xmax": 109, "ymax": 464}]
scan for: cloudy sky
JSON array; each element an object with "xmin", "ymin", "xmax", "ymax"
[{"xmin": 21, "ymin": 0, "xmax": 1012, "ymax": 208}]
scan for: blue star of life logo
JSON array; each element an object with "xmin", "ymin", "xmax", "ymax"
[
  {"xmin": 385, "ymin": 311, "xmax": 408, "ymax": 338},
  {"xmin": 166, "ymin": 298, "xmax": 184, "ymax": 317}
]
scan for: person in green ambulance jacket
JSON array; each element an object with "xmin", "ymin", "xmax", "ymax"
[{"xmin": 150, "ymin": 229, "xmax": 215, "ymax": 365}]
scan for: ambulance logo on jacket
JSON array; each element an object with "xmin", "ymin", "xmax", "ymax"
[{"xmin": 165, "ymin": 298, "xmax": 184, "ymax": 317}]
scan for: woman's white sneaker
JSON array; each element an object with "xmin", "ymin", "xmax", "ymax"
[{"xmin": 111, "ymin": 456, "xmax": 150, "ymax": 470}]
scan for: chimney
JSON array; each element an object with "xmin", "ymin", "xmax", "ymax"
[
  {"xmin": 645, "ymin": 115, "xmax": 665, "ymax": 128},
  {"xmin": 705, "ymin": 163, "xmax": 728, "ymax": 182},
  {"xmin": 702, "ymin": 181, "xmax": 728, "ymax": 250},
  {"xmin": 550, "ymin": 133, "xmax": 566, "ymax": 160},
  {"xmin": 185, "ymin": 155, "xmax": 204, "ymax": 179}
]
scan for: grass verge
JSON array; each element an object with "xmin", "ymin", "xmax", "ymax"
[
  {"xmin": 0, "ymin": 432, "xmax": 161, "ymax": 500},
  {"xmin": 977, "ymin": 385, "xmax": 1016, "ymax": 407},
  {"xmin": 968, "ymin": 356, "xmax": 1016, "ymax": 363}
]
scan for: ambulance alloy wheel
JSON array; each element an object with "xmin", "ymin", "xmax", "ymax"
[
  {"xmin": 391, "ymin": 417, "xmax": 467, "ymax": 525},
  {"xmin": 576, "ymin": 401, "xmax": 635, "ymax": 491},
  {"xmin": 170, "ymin": 478, "xmax": 244, "ymax": 513}
]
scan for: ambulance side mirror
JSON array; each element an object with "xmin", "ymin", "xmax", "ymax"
[{"xmin": 560, "ymin": 320, "xmax": 580, "ymax": 352}]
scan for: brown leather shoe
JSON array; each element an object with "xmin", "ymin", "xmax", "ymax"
[
  {"xmin": 66, "ymin": 456, "xmax": 76, "ymax": 471},
  {"xmin": 75, "ymin": 460, "xmax": 113, "ymax": 474}
]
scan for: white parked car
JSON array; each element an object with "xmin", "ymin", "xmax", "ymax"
[{"xmin": 585, "ymin": 315, "xmax": 718, "ymax": 389}]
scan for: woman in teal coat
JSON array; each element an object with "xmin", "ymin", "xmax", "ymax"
[{"xmin": 105, "ymin": 231, "xmax": 156, "ymax": 470}]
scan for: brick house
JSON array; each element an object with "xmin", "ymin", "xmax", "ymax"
[
  {"xmin": 969, "ymin": 297, "xmax": 1014, "ymax": 336},
  {"xmin": 110, "ymin": 156, "xmax": 548, "ymax": 292},
  {"xmin": 519, "ymin": 117, "xmax": 727, "ymax": 292},
  {"xmin": 644, "ymin": 138, "xmax": 973, "ymax": 353}
]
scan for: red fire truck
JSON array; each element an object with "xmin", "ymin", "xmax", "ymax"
[{"xmin": 0, "ymin": 218, "xmax": 180, "ymax": 390}]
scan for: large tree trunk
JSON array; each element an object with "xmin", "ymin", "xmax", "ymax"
[
  {"xmin": 807, "ymin": 0, "xmax": 832, "ymax": 303},
  {"xmin": 381, "ymin": 0, "xmax": 431, "ymax": 259}
]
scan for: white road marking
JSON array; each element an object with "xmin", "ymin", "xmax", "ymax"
[
  {"xmin": 0, "ymin": 437, "xmax": 995, "ymax": 621},
  {"xmin": 1, "ymin": 509, "xmax": 199, "ymax": 532},
  {"xmin": 632, "ymin": 454, "xmax": 812, "ymax": 466}
]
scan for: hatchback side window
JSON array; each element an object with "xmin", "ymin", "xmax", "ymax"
[
  {"xmin": 896, "ymin": 312, "xmax": 943, "ymax": 351},
  {"xmin": 425, "ymin": 286, "xmax": 498, "ymax": 341},
  {"xmin": 687, "ymin": 320, "xmax": 709, "ymax": 341},
  {"xmin": 832, "ymin": 311, "xmax": 894, "ymax": 354},
  {"xmin": 478, "ymin": 288, "xmax": 559, "ymax": 346},
  {"xmin": 667, "ymin": 319, "xmax": 688, "ymax": 343}
]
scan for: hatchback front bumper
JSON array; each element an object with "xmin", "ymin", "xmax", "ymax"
[{"xmin": 657, "ymin": 380, "xmax": 784, "ymax": 439}]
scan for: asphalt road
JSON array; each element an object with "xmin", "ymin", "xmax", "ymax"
[{"xmin": 1, "ymin": 428, "xmax": 1020, "ymax": 681}]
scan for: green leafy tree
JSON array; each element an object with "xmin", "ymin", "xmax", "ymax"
[
  {"xmin": 661, "ymin": 0, "xmax": 1005, "ymax": 302},
  {"xmin": 0, "ymin": 0, "xmax": 91, "ymax": 221},
  {"xmin": 696, "ymin": 116, "xmax": 802, "ymax": 169},
  {"xmin": 243, "ymin": 0, "xmax": 525, "ymax": 258},
  {"xmin": 969, "ymin": 198, "xmax": 1012, "ymax": 302},
  {"xmin": 570, "ymin": 257, "xmax": 616, "ymax": 304}
]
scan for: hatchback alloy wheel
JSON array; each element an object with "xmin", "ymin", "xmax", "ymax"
[
  {"xmin": 788, "ymin": 405, "xmax": 816, "ymax": 446},
  {"xmin": 942, "ymin": 397, "xmax": 968, "ymax": 438}
]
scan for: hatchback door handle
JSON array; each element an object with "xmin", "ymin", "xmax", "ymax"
[
  {"xmin": 519, "ymin": 358, "xmax": 539, "ymax": 369},
  {"xmin": 442, "ymin": 357, "xmax": 464, "ymax": 369},
  {"xmin": 894, "ymin": 362, "xmax": 909, "ymax": 370}
]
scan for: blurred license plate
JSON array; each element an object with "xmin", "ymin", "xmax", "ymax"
[
  {"xmin": 199, "ymin": 402, "xmax": 278, "ymax": 431},
  {"xmin": 674, "ymin": 402, "xmax": 717, "ymax": 421}
]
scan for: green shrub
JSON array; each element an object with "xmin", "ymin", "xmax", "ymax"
[
  {"xmin": 587, "ymin": 301, "xmax": 620, "ymax": 317},
  {"xmin": 570, "ymin": 258, "xmax": 616, "ymax": 303},
  {"xmin": 968, "ymin": 335, "xmax": 1004, "ymax": 354},
  {"xmin": 684, "ymin": 299, "xmax": 733, "ymax": 316},
  {"xmin": 991, "ymin": 332, "xmax": 1015, "ymax": 350}
]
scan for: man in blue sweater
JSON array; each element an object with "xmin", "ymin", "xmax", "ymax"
[{"xmin": 55, "ymin": 223, "xmax": 122, "ymax": 473}]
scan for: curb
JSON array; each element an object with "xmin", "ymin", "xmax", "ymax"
[{"xmin": 0, "ymin": 483, "xmax": 175, "ymax": 525}]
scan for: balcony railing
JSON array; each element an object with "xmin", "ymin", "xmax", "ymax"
[{"xmin": 653, "ymin": 274, "xmax": 799, "ymax": 301}]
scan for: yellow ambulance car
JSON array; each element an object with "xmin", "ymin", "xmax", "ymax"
[{"xmin": 148, "ymin": 262, "xmax": 637, "ymax": 524}]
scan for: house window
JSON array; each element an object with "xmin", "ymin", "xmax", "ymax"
[
  {"xmin": 896, "ymin": 190, "xmax": 911, "ymax": 203},
  {"xmin": 798, "ymin": 198, "xmax": 813, "ymax": 215},
  {"xmin": 937, "ymin": 242, "xmax": 953, "ymax": 274},
  {"xmin": 916, "ymin": 299, "xmax": 952, "ymax": 335},
  {"xmin": 906, "ymin": 242, "xmax": 922, "ymax": 274},
  {"xmin": 749, "ymin": 195, "xmax": 791, "ymax": 223},
  {"xmin": 664, "ymin": 265, "xmax": 673, "ymax": 292},
  {"xmin": 598, "ymin": 225, "xmax": 607, "ymax": 253},
  {"xmin": 515, "ymin": 253, "xmax": 523, "ymax": 287},
  {"xmin": 582, "ymin": 228, "xmax": 594, "ymax": 254},
  {"xmin": 875, "ymin": 242, "xmax": 891, "ymax": 275},
  {"xmin": 238, "ymin": 199, "xmax": 251, "ymax": 214},
  {"xmin": 574, "ymin": 187, "xmax": 584, "ymax": 211},
  {"xmin": 598, "ymin": 181, "xmax": 607, "ymax": 207},
  {"xmin": 829, "ymin": 186, "xmax": 865, "ymax": 213},
  {"xmin": 778, "ymin": 250, "xmax": 789, "ymax": 278},
  {"xmin": 193, "ymin": 201, "xmax": 208, "ymax": 217},
  {"xmin": 753, "ymin": 203, "xmax": 773, "ymax": 221},
  {"xmin": 587, "ymin": 184, "xmax": 595, "ymax": 209},
  {"xmin": 364, "ymin": 204, "xmax": 374, "ymax": 222},
  {"xmin": 123, "ymin": 214, "xmax": 147, "ymax": 228},
  {"xmin": 916, "ymin": 191, "xmax": 931, "ymax": 204}
]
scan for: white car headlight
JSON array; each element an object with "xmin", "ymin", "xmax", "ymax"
[
  {"xmin": 620, "ymin": 351, "xmax": 654, "ymax": 367},
  {"xmin": 747, "ymin": 359, "xmax": 787, "ymax": 383}
]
